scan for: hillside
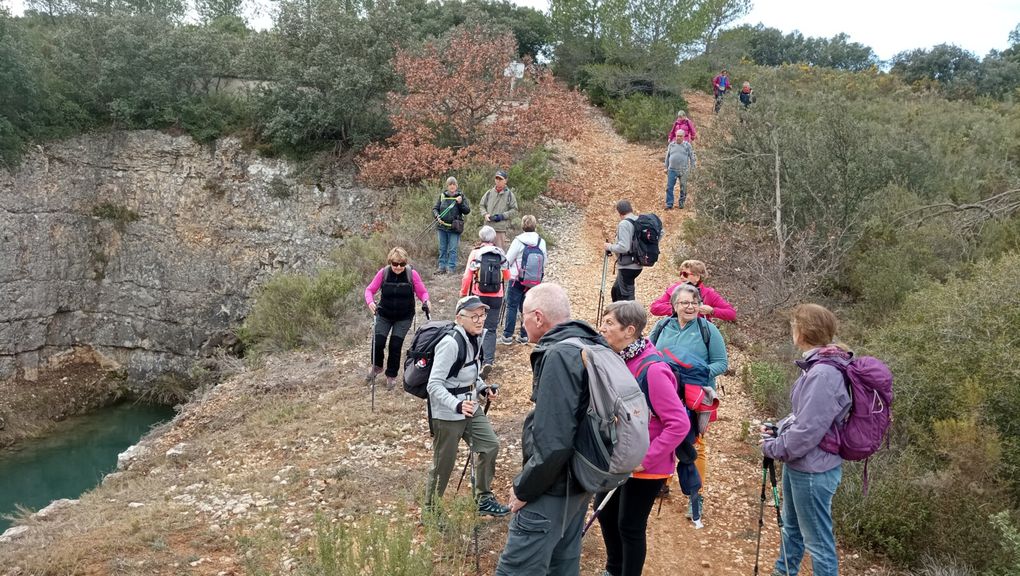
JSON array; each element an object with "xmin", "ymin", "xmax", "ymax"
[{"xmin": 0, "ymin": 94, "xmax": 884, "ymax": 576}]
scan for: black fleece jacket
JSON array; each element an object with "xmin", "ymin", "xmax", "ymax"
[{"xmin": 513, "ymin": 320, "xmax": 607, "ymax": 501}]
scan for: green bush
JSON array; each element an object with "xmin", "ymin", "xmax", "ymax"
[
  {"xmin": 742, "ymin": 361, "xmax": 791, "ymax": 417},
  {"xmin": 606, "ymin": 94, "xmax": 686, "ymax": 144}
]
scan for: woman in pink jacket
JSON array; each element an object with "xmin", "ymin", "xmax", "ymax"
[
  {"xmin": 650, "ymin": 259, "xmax": 736, "ymax": 322},
  {"xmin": 668, "ymin": 110, "xmax": 697, "ymax": 143},
  {"xmin": 596, "ymin": 300, "xmax": 690, "ymax": 576}
]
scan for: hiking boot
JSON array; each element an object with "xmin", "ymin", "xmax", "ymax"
[
  {"xmin": 365, "ymin": 366, "xmax": 383, "ymax": 383},
  {"xmin": 435, "ymin": 268, "xmax": 447, "ymax": 275},
  {"xmin": 480, "ymin": 363, "xmax": 493, "ymax": 380},
  {"xmin": 385, "ymin": 376, "xmax": 397, "ymax": 390},
  {"xmin": 499, "ymin": 335, "xmax": 515, "ymax": 345},
  {"xmin": 477, "ymin": 496, "xmax": 510, "ymax": 517},
  {"xmin": 515, "ymin": 335, "xmax": 530, "ymax": 344}
]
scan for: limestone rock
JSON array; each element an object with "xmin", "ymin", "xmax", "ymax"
[
  {"xmin": 0, "ymin": 525, "xmax": 29, "ymax": 543},
  {"xmin": 117, "ymin": 443, "xmax": 150, "ymax": 470},
  {"xmin": 34, "ymin": 498, "xmax": 79, "ymax": 520}
]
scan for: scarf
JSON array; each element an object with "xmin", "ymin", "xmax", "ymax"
[{"xmin": 620, "ymin": 337, "xmax": 648, "ymax": 362}]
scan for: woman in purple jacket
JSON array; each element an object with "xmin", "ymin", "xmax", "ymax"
[
  {"xmin": 761, "ymin": 304, "xmax": 851, "ymax": 576},
  {"xmin": 596, "ymin": 300, "xmax": 689, "ymax": 576}
]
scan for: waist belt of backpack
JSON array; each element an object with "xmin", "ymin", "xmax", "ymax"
[{"xmin": 446, "ymin": 385, "xmax": 473, "ymax": 396}]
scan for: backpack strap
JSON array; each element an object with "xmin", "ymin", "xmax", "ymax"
[
  {"xmin": 635, "ymin": 354, "xmax": 665, "ymax": 417},
  {"xmin": 445, "ymin": 329, "xmax": 473, "ymax": 380},
  {"xmin": 697, "ymin": 317, "xmax": 711, "ymax": 349},
  {"xmin": 649, "ymin": 317, "xmax": 673, "ymax": 345}
]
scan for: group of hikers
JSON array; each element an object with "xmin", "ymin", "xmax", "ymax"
[
  {"xmin": 360, "ymin": 170, "xmax": 860, "ymax": 576},
  {"xmin": 712, "ymin": 68, "xmax": 755, "ymax": 113}
]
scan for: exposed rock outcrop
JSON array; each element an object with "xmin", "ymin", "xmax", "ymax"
[{"xmin": 0, "ymin": 131, "xmax": 380, "ymax": 383}]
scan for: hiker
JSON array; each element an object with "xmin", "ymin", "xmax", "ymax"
[
  {"xmin": 433, "ymin": 176, "xmax": 471, "ymax": 275},
  {"xmin": 595, "ymin": 301, "xmax": 690, "ymax": 576},
  {"xmin": 460, "ymin": 226, "xmax": 509, "ymax": 378},
  {"xmin": 424, "ymin": 295, "xmax": 511, "ymax": 517},
  {"xmin": 649, "ymin": 284, "xmax": 728, "ymax": 522},
  {"xmin": 480, "ymin": 169, "xmax": 519, "ymax": 251},
  {"xmin": 604, "ymin": 200, "xmax": 643, "ymax": 302},
  {"xmin": 760, "ymin": 304, "xmax": 852, "ymax": 576},
  {"xmin": 501, "ymin": 215, "xmax": 547, "ymax": 345},
  {"xmin": 667, "ymin": 110, "xmax": 697, "ymax": 144},
  {"xmin": 364, "ymin": 247, "xmax": 431, "ymax": 389},
  {"xmin": 495, "ymin": 283, "xmax": 601, "ymax": 576},
  {"xmin": 665, "ymin": 131, "xmax": 697, "ymax": 210},
  {"xmin": 650, "ymin": 259, "xmax": 736, "ymax": 322},
  {"xmin": 713, "ymin": 69, "xmax": 730, "ymax": 113},
  {"xmin": 739, "ymin": 81, "xmax": 755, "ymax": 109}
]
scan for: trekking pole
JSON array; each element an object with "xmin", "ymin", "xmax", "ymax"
[
  {"xmin": 752, "ymin": 457, "xmax": 770, "ymax": 576},
  {"xmin": 457, "ymin": 391, "xmax": 491, "ymax": 492},
  {"xmin": 768, "ymin": 458, "xmax": 790, "ymax": 576},
  {"xmin": 595, "ymin": 249, "xmax": 609, "ymax": 326},
  {"xmin": 582, "ymin": 487, "xmax": 616, "ymax": 536},
  {"xmin": 369, "ymin": 314, "xmax": 378, "ymax": 413},
  {"xmin": 465, "ymin": 419, "xmax": 480, "ymax": 574}
]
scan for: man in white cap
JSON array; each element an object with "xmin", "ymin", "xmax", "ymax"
[{"xmin": 424, "ymin": 295, "xmax": 511, "ymax": 517}]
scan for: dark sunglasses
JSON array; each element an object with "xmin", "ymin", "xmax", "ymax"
[{"xmin": 390, "ymin": 261, "xmax": 407, "ymax": 267}]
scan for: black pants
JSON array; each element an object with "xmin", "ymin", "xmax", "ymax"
[
  {"xmin": 372, "ymin": 315, "xmax": 413, "ymax": 377},
  {"xmin": 611, "ymin": 268, "xmax": 642, "ymax": 302},
  {"xmin": 595, "ymin": 477, "xmax": 666, "ymax": 576}
]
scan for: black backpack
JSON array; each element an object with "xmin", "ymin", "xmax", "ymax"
[
  {"xmin": 402, "ymin": 321, "xmax": 472, "ymax": 399},
  {"xmin": 475, "ymin": 250, "xmax": 504, "ymax": 294},
  {"xmin": 630, "ymin": 214, "xmax": 663, "ymax": 266}
]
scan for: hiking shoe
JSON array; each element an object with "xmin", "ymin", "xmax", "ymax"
[
  {"xmin": 365, "ymin": 366, "xmax": 383, "ymax": 383},
  {"xmin": 480, "ymin": 363, "xmax": 493, "ymax": 380},
  {"xmin": 478, "ymin": 496, "xmax": 510, "ymax": 517},
  {"xmin": 660, "ymin": 484, "xmax": 671, "ymax": 498},
  {"xmin": 499, "ymin": 335, "xmax": 515, "ymax": 345},
  {"xmin": 516, "ymin": 335, "xmax": 530, "ymax": 344},
  {"xmin": 385, "ymin": 376, "xmax": 397, "ymax": 390},
  {"xmin": 693, "ymin": 519, "xmax": 704, "ymax": 529}
]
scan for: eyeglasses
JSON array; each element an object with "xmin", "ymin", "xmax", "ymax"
[
  {"xmin": 390, "ymin": 261, "xmax": 407, "ymax": 267},
  {"xmin": 460, "ymin": 312, "xmax": 486, "ymax": 322},
  {"xmin": 676, "ymin": 301, "xmax": 699, "ymax": 309}
]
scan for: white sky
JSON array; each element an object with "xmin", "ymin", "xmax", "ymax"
[{"xmin": 4, "ymin": 0, "xmax": 1018, "ymax": 62}]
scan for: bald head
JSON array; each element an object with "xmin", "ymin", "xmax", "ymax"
[{"xmin": 522, "ymin": 283, "xmax": 571, "ymax": 342}]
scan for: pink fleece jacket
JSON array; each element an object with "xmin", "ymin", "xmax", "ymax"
[
  {"xmin": 363, "ymin": 267, "xmax": 429, "ymax": 308},
  {"xmin": 649, "ymin": 282, "xmax": 737, "ymax": 322},
  {"xmin": 629, "ymin": 342, "xmax": 690, "ymax": 475}
]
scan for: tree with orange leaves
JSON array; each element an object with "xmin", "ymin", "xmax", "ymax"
[{"xmin": 359, "ymin": 25, "xmax": 585, "ymax": 186}]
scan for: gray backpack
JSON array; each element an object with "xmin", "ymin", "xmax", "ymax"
[{"xmin": 563, "ymin": 338, "xmax": 651, "ymax": 493}]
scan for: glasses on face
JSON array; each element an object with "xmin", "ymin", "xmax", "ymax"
[
  {"xmin": 676, "ymin": 301, "xmax": 699, "ymax": 309},
  {"xmin": 390, "ymin": 261, "xmax": 407, "ymax": 267},
  {"xmin": 460, "ymin": 312, "xmax": 486, "ymax": 323}
]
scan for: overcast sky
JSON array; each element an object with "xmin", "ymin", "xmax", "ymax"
[{"xmin": 4, "ymin": 0, "xmax": 1018, "ymax": 62}]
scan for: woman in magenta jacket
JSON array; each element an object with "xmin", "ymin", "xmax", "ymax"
[
  {"xmin": 596, "ymin": 300, "xmax": 689, "ymax": 576},
  {"xmin": 650, "ymin": 259, "xmax": 736, "ymax": 322},
  {"xmin": 668, "ymin": 110, "xmax": 697, "ymax": 143}
]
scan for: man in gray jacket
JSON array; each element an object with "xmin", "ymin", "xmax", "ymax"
[
  {"xmin": 604, "ymin": 199, "xmax": 642, "ymax": 302},
  {"xmin": 425, "ymin": 295, "xmax": 510, "ymax": 517},
  {"xmin": 496, "ymin": 283, "xmax": 604, "ymax": 576},
  {"xmin": 480, "ymin": 170, "xmax": 519, "ymax": 251},
  {"xmin": 665, "ymin": 131, "xmax": 696, "ymax": 209}
]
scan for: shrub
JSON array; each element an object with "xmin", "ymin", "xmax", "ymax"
[
  {"xmin": 605, "ymin": 94, "xmax": 686, "ymax": 144},
  {"xmin": 742, "ymin": 361, "xmax": 791, "ymax": 417}
]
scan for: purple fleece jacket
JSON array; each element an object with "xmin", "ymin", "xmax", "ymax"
[
  {"xmin": 629, "ymin": 342, "xmax": 690, "ymax": 475},
  {"xmin": 762, "ymin": 347, "xmax": 851, "ymax": 473}
]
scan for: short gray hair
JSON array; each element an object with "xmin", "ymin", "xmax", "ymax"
[
  {"xmin": 670, "ymin": 283, "xmax": 702, "ymax": 310},
  {"xmin": 524, "ymin": 283, "xmax": 571, "ymax": 324},
  {"xmin": 446, "ymin": 176, "xmax": 458, "ymax": 186},
  {"xmin": 604, "ymin": 300, "xmax": 647, "ymax": 335},
  {"xmin": 479, "ymin": 225, "xmax": 496, "ymax": 242}
]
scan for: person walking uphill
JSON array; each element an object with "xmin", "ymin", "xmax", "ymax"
[
  {"xmin": 480, "ymin": 170, "xmax": 518, "ymax": 251},
  {"xmin": 495, "ymin": 283, "xmax": 601, "ymax": 576},
  {"xmin": 605, "ymin": 200, "xmax": 643, "ymax": 302},
  {"xmin": 501, "ymin": 215, "xmax": 547, "ymax": 345},
  {"xmin": 595, "ymin": 301, "xmax": 690, "ymax": 576},
  {"xmin": 665, "ymin": 132, "xmax": 696, "ymax": 210},
  {"xmin": 364, "ymin": 247, "xmax": 431, "ymax": 389},
  {"xmin": 434, "ymin": 176, "xmax": 471, "ymax": 274},
  {"xmin": 760, "ymin": 304, "xmax": 852, "ymax": 576},
  {"xmin": 425, "ymin": 295, "xmax": 511, "ymax": 517},
  {"xmin": 460, "ymin": 226, "xmax": 510, "ymax": 378}
]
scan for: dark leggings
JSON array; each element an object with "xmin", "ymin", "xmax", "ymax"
[
  {"xmin": 594, "ymin": 477, "xmax": 666, "ymax": 576},
  {"xmin": 372, "ymin": 315, "xmax": 412, "ymax": 377},
  {"xmin": 611, "ymin": 268, "xmax": 642, "ymax": 302}
]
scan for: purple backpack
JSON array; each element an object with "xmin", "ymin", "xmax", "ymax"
[{"xmin": 818, "ymin": 355, "xmax": 894, "ymax": 461}]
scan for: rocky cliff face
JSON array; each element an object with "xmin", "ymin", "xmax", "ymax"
[{"xmin": 0, "ymin": 131, "xmax": 380, "ymax": 382}]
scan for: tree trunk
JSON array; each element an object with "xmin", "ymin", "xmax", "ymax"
[{"xmin": 773, "ymin": 131, "xmax": 785, "ymax": 275}]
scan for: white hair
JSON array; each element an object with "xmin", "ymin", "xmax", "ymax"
[
  {"xmin": 525, "ymin": 283, "xmax": 571, "ymax": 325},
  {"xmin": 479, "ymin": 226, "xmax": 496, "ymax": 242}
]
